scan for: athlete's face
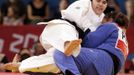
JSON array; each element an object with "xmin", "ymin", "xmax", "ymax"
[{"xmin": 92, "ymin": 0, "xmax": 107, "ymax": 15}]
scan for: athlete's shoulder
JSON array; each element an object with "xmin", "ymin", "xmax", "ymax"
[{"xmin": 98, "ymin": 22, "xmax": 118, "ymax": 30}]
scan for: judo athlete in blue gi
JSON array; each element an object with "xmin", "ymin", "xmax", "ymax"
[{"xmin": 53, "ymin": 12, "xmax": 129, "ymax": 75}]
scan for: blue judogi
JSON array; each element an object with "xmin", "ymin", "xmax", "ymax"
[
  {"xmin": 54, "ymin": 22, "xmax": 128, "ymax": 75},
  {"xmin": 83, "ymin": 22, "xmax": 128, "ymax": 71}
]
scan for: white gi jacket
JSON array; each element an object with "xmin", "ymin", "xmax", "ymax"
[
  {"xmin": 62, "ymin": 0, "xmax": 104, "ymax": 31},
  {"xmin": 19, "ymin": 0, "xmax": 105, "ymax": 73}
]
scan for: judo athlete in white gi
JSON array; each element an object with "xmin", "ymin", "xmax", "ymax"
[{"xmin": 4, "ymin": 0, "xmax": 108, "ymax": 74}]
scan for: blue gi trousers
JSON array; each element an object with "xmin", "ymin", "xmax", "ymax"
[{"xmin": 54, "ymin": 48, "xmax": 114, "ymax": 75}]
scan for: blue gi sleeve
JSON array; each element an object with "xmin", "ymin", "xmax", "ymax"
[{"xmin": 82, "ymin": 23, "xmax": 117, "ymax": 48}]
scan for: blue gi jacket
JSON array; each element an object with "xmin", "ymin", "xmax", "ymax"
[{"xmin": 83, "ymin": 22, "xmax": 128, "ymax": 71}]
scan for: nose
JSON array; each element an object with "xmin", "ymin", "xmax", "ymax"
[
  {"xmin": 100, "ymin": 1, "xmax": 105, "ymax": 6},
  {"xmin": 97, "ymin": 2, "xmax": 103, "ymax": 8}
]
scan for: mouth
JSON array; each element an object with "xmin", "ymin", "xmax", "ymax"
[{"xmin": 97, "ymin": 7, "xmax": 103, "ymax": 12}]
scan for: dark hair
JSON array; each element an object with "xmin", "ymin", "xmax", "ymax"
[
  {"xmin": 19, "ymin": 48, "xmax": 30, "ymax": 55},
  {"xmin": 20, "ymin": 54, "xmax": 30, "ymax": 62},
  {"xmin": 114, "ymin": 12, "xmax": 129, "ymax": 29},
  {"xmin": 103, "ymin": 11, "xmax": 115, "ymax": 22},
  {"xmin": 8, "ymin": 5, "xmax": 20, "ymax": 19},
  {"xmin": 104, "ymin": 11, "xmax": 129, "ymax": 29},
  {"xmin": 104, "ymin": 6, "xmax": 115, "ymax": 14},
  {"xmin": 19, "ymin": 48, "xmax": 31, "ymax": 61}
]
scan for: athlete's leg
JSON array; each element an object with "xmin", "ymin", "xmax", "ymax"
[
  {"xmin": 54, "ymin": 48, "xmax": 114, "ymax": 75},
  {"xmin": 75, "ymin": 48, "xmax": 114, "ymax": 75}
]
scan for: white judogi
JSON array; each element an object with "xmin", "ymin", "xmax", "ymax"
[
  {"xmin": 19, "ymin": 0, "xmax": 105, "ymax": 73},
  {"xmin": 40, "ymin": 20, "xmax": 79, "ymax": 53},
  {"xmin": 19, "ymin": 48, "xmax": 57, "ymax": 73},
  {"xmin": 62, "ymin": 0, "xmax": 104, "ymax": 31},
  {"xmin": 19, "ymin": 20, "xmax": 80, "ymax": 73}
]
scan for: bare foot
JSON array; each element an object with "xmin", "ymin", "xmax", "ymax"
[
  {"xmin": 4, "ymin": 62, "xmax": 20, "ymax": 72},
  {"xmin": 4, "ymin": 54, "xmax": 20, "ymax": 72},
  {"xmin": 64, "ymin": 39, "xmax": 82, "ymax": 56}
]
